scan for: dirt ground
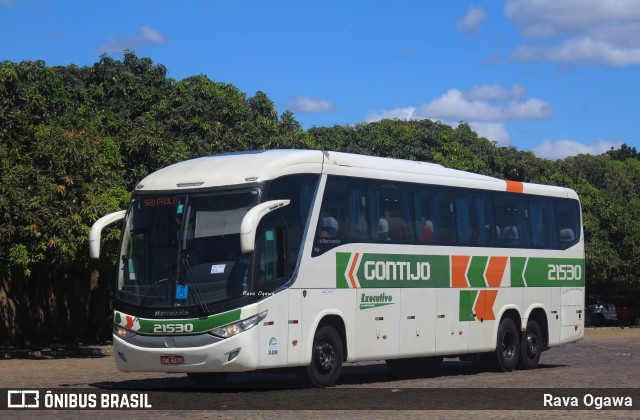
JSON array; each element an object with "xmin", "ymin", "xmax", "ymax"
[{"xmin": 1, "ymin": 327, "xmax": 639, "ymax": 419}]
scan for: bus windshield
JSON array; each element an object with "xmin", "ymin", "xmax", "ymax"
[{"xmin": 117, "ymin": 188, "xmax": 260, "ymax": 308}]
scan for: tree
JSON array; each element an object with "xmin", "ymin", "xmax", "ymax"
[{"xmin": 606, "ymin": 143, "xmax": 640, "ymax": 161}]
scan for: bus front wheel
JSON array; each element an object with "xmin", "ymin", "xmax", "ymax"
[{"xmin": 300, "ymin": 325, "xmax": 343, "ymax": 387}]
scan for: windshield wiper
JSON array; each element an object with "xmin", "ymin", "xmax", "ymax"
[
  {"xmin": 133, "ymin": 256, "xmax": 171, "ymax": 319},
  {"xmin": 181, "ymin": 255, "xmax": 212, "ymax": 315},
  {"xmin": 135, "ymin": 277, "xmax": 168, "ymax": 319}
]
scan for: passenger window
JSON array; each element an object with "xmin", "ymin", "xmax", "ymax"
[
  {"xmin": 311, "ymin": 176, "xmax": 579, "ymax": 253},
  {"xmin": 414, "ymin": 189, "xmax": 436, "ymax": 243},
  {"xmin": 558, "ymin": 199, "xmax": 580, "ymax": 249},
  {"xmin": 494, "ymin": 194, "xmax": 530, "ymax": 247},
  {"xmin": 414, "ymin": 188, "xmax": 456, "ymax": 244},
  {"xmin": 267, "ymin": 174, "xmax": 319, "ymax": 272},
  {"xmin": 529, "ymin": 197, "xmax": 558, "ymax": 249},
  {"xmin": 436, "ymin": 190, "xmax": 457, "ymax": 244},
  {"xmin": 346, "ymin": 186, "xmax": 369, "ymax": 241},
  {"xmin": 312, "ymin": 176, "xmax": 369, "ymax": 256},
  {"xmin": 455, "ymin": 192, "xmax": 493, "ymax": 245},
  {"xmin": 370, "ymin": 182, "xmax": 414, "ymax": 242}
]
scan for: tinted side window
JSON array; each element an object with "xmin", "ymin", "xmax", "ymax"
[
  {"xmin": 313, "ymin": 176, "xmax": 369, "ymax": 256},
  {"xmin": 494, "ymin": 194, "xmax": 530, "ymax": 247},
  {"xmin": 435, "ymin": 189, "xmax": 457, "ymax": 244},
  {"xmin": 369, "ymin": 182, "xmax": 414, "ymax": 242},
  {"xmin": 266, "ymin": 174, "xmax": 319, "ymax": 273},
  {"xmin": 414, "ymin": 188, "xmax": 436, "ymax": 243},
  {"xmin": 413, "ymin": 187, "xmax": 456, "ymax": 244},
  {"xmin": 558, "ymin": 199, "xmax": 580, "ymax": 249},
  {"xmin": 529, "ymin": 197, "xmax": 558, "ymax": 249},
  {"xmin": 455, "ymin": 191, "xmax": 494, "ymax": 246},
  {"xmin": 311, "ymin": 176, "xmax": 581, "ymax": 253}
]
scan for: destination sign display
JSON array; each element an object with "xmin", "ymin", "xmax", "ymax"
[{"xmin": 142, "ymin": 197, "xmax": 179, "ymax": 208}]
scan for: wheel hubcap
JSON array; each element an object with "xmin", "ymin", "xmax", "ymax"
[
  {"xmin": 502, "ymin": 331, "xmax": 516, "ymax": 360},
  {"xmin": 526, "ymin": 332, "xmax": 539, "ymax": 357},
  {"xmin": 314, "ymin": 341, "xmax": 335, "ymax": 372}
]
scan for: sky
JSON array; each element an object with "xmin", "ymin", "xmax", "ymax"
[{"xmin": 1, "ymin": 0, "xmax": 639, "ymax": 160}]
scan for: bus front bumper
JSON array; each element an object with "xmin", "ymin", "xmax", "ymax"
[{"xmin": 113, "ymin": 328, "xmax": 259, "ymax": 373}]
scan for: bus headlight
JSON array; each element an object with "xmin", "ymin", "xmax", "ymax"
[
  {"xmin": 210, "ymin": 310, "xmax": 268, "ymax": 338},
  {"xmin": 114, "ymin": 324, "xmax": 137, "ymax": 340}
]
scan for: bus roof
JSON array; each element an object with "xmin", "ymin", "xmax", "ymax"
[
  {"xmin": 134, "ymin": 149, "xmax": 577, "ymax": 199},
  {"xmin": 135, "ymin": 150, "xmax": 324, "ymax": 192}
]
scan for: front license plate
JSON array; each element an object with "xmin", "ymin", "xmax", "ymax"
[{"xmin": 160, "ymin": 354, "xmax": 184, "ymax": 365}]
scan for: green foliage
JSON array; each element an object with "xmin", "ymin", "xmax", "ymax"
[
  {"xmin": 0, "ymin": 53, "xmax": 308, "ymax": 281},
  {"xmin": 7, "ymin": 244, "xmax": 30, "ymax": 277},
  {"xmin": 606, "ymin": 143, "xmax": 640, "ymax": 161}
]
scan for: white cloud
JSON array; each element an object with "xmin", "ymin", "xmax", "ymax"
[
  {"xmin": 456, "ymin": 6, "xmax": 487, "ymax": 34},
  {"xmin": 366, "ymin": 84, "xmax": 550, "ymax": 146},
  {"xmin": 533, "ymin": 139, "xmax": 623, "ymax": 160},
  {"xmin": 505, "ymin": 0, "xmax": 640, "ymax": 66},
  {"xmin": 513, "ymin": 37, "xmax": 640, "ymax": 67},
  {"xmin": 95, "ymin": 26, "xmax": 167, "ymax": 53},
  {"xmin": 414, "ymin": 87, "xmax": 551, "ymax": 122},
  {"xmin": 466, "ymin": 84, "xmax": 526, "ymax": 101},
  {"xmin": 140, "ymin": 26, "xmax": 166, "ymax": 44},
  {"xmin": 469, "ymin": 122, "xmax": 511, "ymax": 145},
  {"xmin": 285, "ymin": 96, "xmax": 336, "ymax": 113},
  {"xmin": 505, "ymin": 0, "xmax": 640, "ymax": 38},
  {"xmin": 366, "ymin": 107, "xmax": 416, "ymax": 121}
]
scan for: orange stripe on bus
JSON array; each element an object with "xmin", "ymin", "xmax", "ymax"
[
  {"xmin": 505, "ymin": 180, "xmax": 524, "ymax": 193},
  {"xmin": 125, "ymin": 315, "xmax": 134, "ymax": 329},
  {"xmin": 451, "ymin": 255, "xmax": 470, "ymax": 288},
  {"xmin": 474, "ymin": 290, "xmax": 498, "ymax": 321},
  {"xmin": 485, "ymin": 256, "xmax": 508, "ymax": 288},
  {"xmin": 348, "ymin": 252, "xmax": 360, "ymax": 288}
]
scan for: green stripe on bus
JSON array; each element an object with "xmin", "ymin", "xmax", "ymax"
[
  {"xmin": 510, "ymin": 257, "xmax": 527, "ymax": 287},
  {"xmin": 337, "ymin": 252, "xmax": 450, "ymax": 288},
  {"xmin": 467, "ymin": 256, "xmax": 488, "ymax": 288},
  {"xmin": 134, "ymin": 309, "xmax": 242, "ymax": 334},
  {"xmin": 336, "ymin": 252, "xmax": 351, "ymax": 289},
  {"xmin": 521, "ymin": 258, "xmax": 585, "ymax": 287},
  {"xmin": 337, "ymin": 252, "xmax": 584, "ymax": 289},
  {"xmin": 459, "ymin": 290, "xmax": 478, "ymax": 322}
]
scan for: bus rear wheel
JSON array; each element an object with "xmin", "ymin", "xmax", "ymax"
[
  {"xmin": 488, "ymin": 317, "xmax": 520, "ymax": 372},
  {"xmin": 299, "ymin": 325, "xmax": 343, "ymax": 387},
  {"xmin": 518, "ymin": 320, "xmax": 542, "ymax": 370}
]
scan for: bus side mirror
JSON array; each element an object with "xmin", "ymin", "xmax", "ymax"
[
  {"xmin": 240, "ymin": 200, "xmax": 290, "ymax": 253},
  {"xmin": 89, "ymin": 210, "xmax": 126, "ymax": 259}
]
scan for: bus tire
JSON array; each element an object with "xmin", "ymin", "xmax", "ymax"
[
  {"xmin": 300, "ymin": 325, "xmax": 343, "ymax": 387},
  {"xmin": 186, "ymin": 372, "xmax": 227, "ymax": 386},
  {"xmin": 518, "ymin": 320, "xmax": 542, "ymax": 370},
  {"xmin": 490, "ymin": 317, "xmax": 520, "ymax": 372}
]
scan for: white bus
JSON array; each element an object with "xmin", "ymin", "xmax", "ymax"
[{"xmin": 90, "ymin": 150, "xmax": 585, "ymax": 387}]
